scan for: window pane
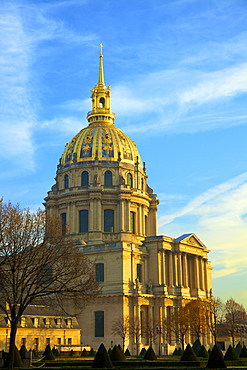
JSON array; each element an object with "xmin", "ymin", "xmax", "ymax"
[
  {"xmin": 95, "ymin": 311, "xmax": 104, "ymax": 337},
  {"xmin": 130, "ymin": 211, "xmax": 135, "ymax": 233},
  {"xmin": 137, "ymin": 264, "xmax": 142, "ymax": 283},
  {"xmin": 96, "ymin": 263, "xmax": 104, "ymax": 282},
  {"xmin": 64, "ymin": 175, "xmax": 69, "ymax": 189},
  {"xmin": 61, "ymin": 213, "xmax": 66, "ymax": 235},
  {"xmin": 81, "ymin": 171, "xmax": 89, "ymax": 186},
  {"xmin": 127, "ymin": 173, "xmax": 133, "ymax": 187},
  {"xmin": 104, "ymin": 209, "xmax": 114, "ymax": 232},
  {"xmin": 79, "ymin": 210, "xmax": 88, "ymax": 232},
  {"xmin": 104, "ymin": 171, "xmax": 112, "ymax": 186}
]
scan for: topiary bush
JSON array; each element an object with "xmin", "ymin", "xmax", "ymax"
[
  {"xmin": 44, "ymin": 344, "xmax": 55, "ymax": 360},
  {"xmin": 206, "ymin": 345, "xmax": 226, "ymax": 368},
  {"xmin": 81, "ymin": 348, "xmax": 88, "ymax": 357},
  {"xmin": 139, "ymin": 347, "xmax": 147, "ymax": 357},
  {"xmin": 69, "ymin": 349, "xmax": 74, "ymax": 357},
  {"xmin": 235, "ymin": 342, "xmax": 242, "ymax": 356},
  {"xmin": 143, "ymin": 345, "xmax": 157, "ymax": 361},
  {"xmin": 54, "ymin": 348, "xmax": 60, "ymax": 357},
  {"xmin": 224, "ymin": 345, "xmax": 240, "ymax": 360},
  {"xmin": 110, "ymin": 345, "xmax": 123, "ymax": 361},
  {"xmin": 92, "ymin": 343, "xmax": 113, "ymax": 368},
  {"xmin": 125, "ymin": 348, "xmax": 131, "ymax": 356},
  {"xmin": 173, "ymin": 348, "xmax": 178, "ymax": 356},
  {"xmin": 118, "ymin": 344, "xmax": 126, "ymax": 360},
  {"xmin": 192, "ymin": 339, "xmax": 201, "ymax": 355},
  {"xmin": 240, "ymin": 344, "xmax": 247, "ymax": 358},
  {"xmin": 32, "ymin": 348, "xmax": 39, "ymax": 359},
  {"xmin": 180, "ymin": 344, "xmax": 198, "ymax": 362},
  {"xmin": 197, "ymin": 345, "xmax": 209, "ymax": 358},
  {"xmin": 177, "ymin": 348, "xmax": 184, "ymax": 356},
  {"xmin": 19, "ymin": 344, "xmax": 27, "ymax": 359},
  {"xmin": 88, "ymin": 348, "xmax": 96, "ymax": 357}
]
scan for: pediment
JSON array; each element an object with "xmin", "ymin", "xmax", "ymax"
[{"xmin": 175, "ymin": 233, "xmax": 206, "ymax": 249}]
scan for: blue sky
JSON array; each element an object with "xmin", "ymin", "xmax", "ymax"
[{"xmin": 1, "ymin": 0, "xmax": 247, "ymax": 308}]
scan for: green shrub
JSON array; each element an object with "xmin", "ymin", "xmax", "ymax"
[
  {"xmin": 192, "ymin": 339, "xmax": 201, "ymax": 355},
  {"xmin": 19, "ymin": 344, "xmax": 27, "ymax": 359},
  {"xmin": 177, "ymin": 348, "xmax": 184, "ymax": 356},
  {"xmin": 235, "ymin": 341, "xmax": 242, "ymax": 355},
  {"xmin": 92, "ymin": 343, "xmax": 113, "ymax": 368},
  {"xmin": 197, "ymin": 345, "xmax": 209, "ymax": 358},
  {"xmin": 88, "ymin": 348, "xmax": 96, "ymax": 357},
  {"xmin": 139, "ymin": 347, "xmax": 147, "ymax": 357},
  {"xmin": 125, "ymin": 348, "xmax": 131, "ymax": 356},
  {"xmin": 173, "ymin": 348, "xmax": 178, "ymax": 356},
  {"xmin": 206, "ymin": 345, "xmax": 226, "ymax": 368},
  {"xmin": 224, "ymin": 345, "xmax": 240, "ymax": 360},
  {"xmin": 180, "ymin": 344, "xmax": 198, "ymax": 361},
  {"xmin": 32, "ymin": 348, "xmax": 39, "ymax": 359},
  {"xmin": 118, "ymin": 344, "xmax": 126, "ymax": 360},
  {"xmin": 54, "ymin": 348, "xmax": 60, "ymax": 357},
  {"xmin": 81, "ymin": 348, "xmax": 88, "ymax": 357},
  {"xmin": 44, "ymin": 344, "xmax": 55, "ymax": 360},
  {"xmin": 110, "ymin": 344, "xmax": 123, "ymax": 361},
  {"xmin": 143, "ymin": 345, "xmax": 157, "ymax": 361},
  {"xmin": 69, "ymin": 349, "xmax": 74, "ymax": 357},
  {"xmin": 240, "ymin": 344, "xmax": 247, "ymax": 357}
]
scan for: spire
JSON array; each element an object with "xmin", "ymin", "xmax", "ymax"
[{"xmin": 98, "ymin": 43, "xmax": 105, "ymax": 85}]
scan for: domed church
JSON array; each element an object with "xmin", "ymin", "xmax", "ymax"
[{"xmin": 45, "ymin": 46, "xmax": 212, "ymax": 354}]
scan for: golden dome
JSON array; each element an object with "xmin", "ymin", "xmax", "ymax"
[
  {"xmin": 60, "ymin": 122, "xmax": 142, "ymax": 169},
  {"xmin": 59, "ymin": 45, "xmax": 142, "ymax": 170}
]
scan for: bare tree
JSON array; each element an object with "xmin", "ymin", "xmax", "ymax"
[
  {"xmin": 184, "ymin": 298, "xmax": 208, "ymax": 342},
  {"xmin": 225, "ymin": 298, "xmax": 247, "ymax": 347},
  {"xmin": 170, "ymin": 307, "xmax": 190, "ymax": 350},
  {"xmin": 206, "ymin": 296, "xmax": 225, "ymax": 345},
  {"xmin": 111, "ymin": 315, "xmax": 130, "ymax": 351},
  {"xmin": 0, "ymin": 201, "xmax": 99, "ymax": 369},
  {"xmin": 129, "ymin": 317, "xmax": 142, "ymax": 355},
  {"xmin": 142, "ymin": 315, "xmax": 159, "ymax": 346}
]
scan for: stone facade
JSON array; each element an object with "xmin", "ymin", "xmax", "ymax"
[{"xmin": 43, "ymin": 47, "xmax": 213, "ymax": 354}]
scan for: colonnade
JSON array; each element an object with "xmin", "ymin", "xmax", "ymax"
[{"xmin": 158, "ymin": 250, "xmax": 209, "ymax": 292}]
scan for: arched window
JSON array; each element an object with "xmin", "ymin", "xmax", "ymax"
[
  {"xmin": 104, "ymin": 171, "xmax": 112, "ymax": 186},
  {"xmin": 81, "ymin": 171, "xmax": 89, "ymax": 186},
  {"xmin": 99, "ymin": 97, "xmax": 105, "ymax": 108},
  {"xmin": 79, "ymin": 210, "xmax": 88, "ymax": 233},
  {"xmin": 96, "ymin": 263, "xmax": 104, "ymax": 282},
  {"xmin": 127, "ymin": 173, "xmax": 133, "ymax": 187},
  {"xmin": 104, "ymin": 209, "xmax": 114, "ymax": 232},
  {"xmin": 95, "ymin": 311, "xmax": 104, "ymax": 337},
  {"xmin": 64, "ymin": 174, "xmax": 69, "ymax": 189}
]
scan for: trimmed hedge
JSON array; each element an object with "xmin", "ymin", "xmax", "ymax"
[
  {"xmin": 143, "ymin": 345, "xmax": 157, "ymax": 361},
  {"xmin": 197, "ymin": 345, "xmax": 209, "ymax": 358},
  {"xmin": 180, "ymin": 344, "xmax": 198, "ymax": 362},
  {"xmin": 192, "ymin": 339, "xmax": 201, "ymax": 355},
  {"xmin": 139, "ymin": 347, "xmax": 147, "ymax": 357},
  {"xmin": 110, "ymin": 344, "xmax": 123, "ymax": 361},
  {"xmin": 44, "ymin": 344, "xmax": 55, "ymax": 360},
  {"xmin": 224, "ymin": 344, "xmax": 240, "ymax": 360},
  {"xmin": 206, "ymin": 344, "xmax": 226, "ymax": 369},
  {"xmin": 92, "ymin": 343, "xmax": 113, "ymax": 369},
  {"xmin": 240, "ymin": 344, "xmax": 247, "ymax": 357}
]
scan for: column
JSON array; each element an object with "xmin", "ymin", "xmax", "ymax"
[
  {"xmin": 194, "ymin": 256, "xmax": 199, "ymax": 289},
  {"xmin": 162, "ymin": 251, "xmax": 166, "ymax": 285},
  {"xmin": 183, "ymin": 253, "xmax": 189, "ymax": 288},
  {"xmin": 200, "ymin": 257, "xmax": 204, "ymax": 290},
  {"xmin": 126, "ymin": 200, "xmax": 130, "ymax": 232},
  {"xmin": 89, "ymin": 198, "xmax": 94, "ymax": 231},
  {"xmin": 203, "ymin": 259, "xmax": 208, "ymax": 293},
  {"xmin": 120, "ymin": 199, "xmax": 125, "ymax": 231},
  {"xmin": 177, "ymin": 252, "xmax": 182, "ymax": 286},
  {"xmin": 96, "ymin": 198, "xmax": 101, "ymax": 231},
  {"xmin": 168, "ymin": 251, "xmax": 173, "ymax": 286},
  {"xmin": 173, "ymin": 253, "xmax": 178, "ymax": 286}
]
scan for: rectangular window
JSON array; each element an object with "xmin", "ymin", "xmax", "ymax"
[
  {"xmin": 96, "ymin": 263, "xmax": 104, "ymax": 282},
  {"xmin": 104, "ymin": 209, "xmax": 114, "ymax": 232},
  {"xmin": 79, "ymin": 210, "xmax": 89, "ymax": 233},
  {"xmin": 34, "ymin": 338, "xmax": 39, "ymax": 351},
  {"xmin": 21, "ymin": 338, "xmax": 26, "ymax": 346},
  {"xmin": 57, "ymin": 338, "xmax": 61, "ymax": 345},
  {"xmin": 137, "ymin": 263, "xmax": 142, "ymax": 283},
  {"xmin": 130, "ymin": 211, "xmax": 135, "ymax": 233},
  {"xmin": 68, "ymin": 338, "xmax": 72, "ymax": 345},
  {"xmin": 61, "ymin": 213, "xmax": 66, "ymax": 235},
  {"xmin": 95, "ymin": 311, "xmax": 104, "ymax": 337},
  {"xmin": 46, "ymin": 338, "xmax": 50, "ymax": 345}
]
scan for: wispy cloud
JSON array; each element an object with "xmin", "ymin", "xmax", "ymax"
[{"xmin": 159, "ymin": 172, "xmax": 247, "ymax": 279}]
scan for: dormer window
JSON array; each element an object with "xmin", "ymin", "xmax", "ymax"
[
  {"xmin": 45, "ymin": 318, "xmax": 51, "ymax": 328},
  {"xmin": 21, "ymin": 317, "xmax": 26, "ymax": 327},
  {"xmin": 33, "ymin": 317, "xmax": 39, "ymax": 328},
  {"xmin": 67, "ymin": 318, "xmax": 72, "ymax": 328}
]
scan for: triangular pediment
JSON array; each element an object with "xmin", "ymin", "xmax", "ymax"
[{"xmin": 175, "ymin": 233, "xmax": 206, "ymax": 249}]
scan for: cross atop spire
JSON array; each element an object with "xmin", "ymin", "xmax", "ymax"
[{"xmin": 98, "ymin": 43, "xmax": 105, "ymax": 85}]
